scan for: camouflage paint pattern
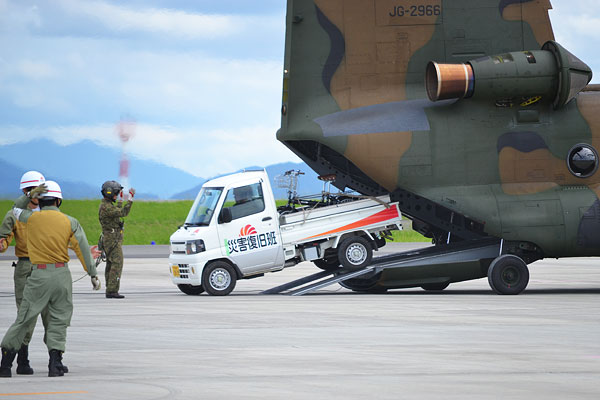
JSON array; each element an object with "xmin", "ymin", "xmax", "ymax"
[
  {"xmin": 98, "ymin": 198, "xmax": 132, "ymax": 293},
  {"xmin": 103, "ymin": 232, "xmax": 124, "ymax": 293},
  {"xmin": 279, "ymin": 0, "xmax": 599, "ymax": 261}
]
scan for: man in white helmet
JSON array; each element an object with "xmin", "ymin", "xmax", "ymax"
[
  {"xmin": 0, "ymin": 181, "xmax": 101, "ymax": 378},
  {"xmin": 0, "ymin": 171, "xmax": 46, "ymax": 375}
]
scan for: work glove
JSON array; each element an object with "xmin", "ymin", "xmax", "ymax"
[
  {"xmin": 0, "ymin": 238, "xmax": 7, "ymax": 252},
  {"xmin": 90, "ymin": 245, "xmax": 101, "ymax": 259},
  {"xmin": 129, "ymin": 188, "xmax": 135, "ymax": 199},
  {"xmin": 91, "ymin": 276, "xmax": 101, "ymax": 290},
  {"xmin": 28, "ymin": 183, "xmax": 48, "ymax": 199}
]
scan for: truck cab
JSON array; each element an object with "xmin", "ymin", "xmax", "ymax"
[{"xmin": 170, "ymin": 171, "xmax": 285, "ymax": 295}]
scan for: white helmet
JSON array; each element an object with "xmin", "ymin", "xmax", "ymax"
[
  {"xmin": 42, "ymin": 180, "xmax": 63, "ymax": 199},
  {"xmin": 20, "ymin": 171, "xmax": 45, "ymax": 190}
]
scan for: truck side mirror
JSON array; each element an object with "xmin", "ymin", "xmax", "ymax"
[{"xmin": 219, "ymin": 208, "xmax": 232, "ymax": 224}]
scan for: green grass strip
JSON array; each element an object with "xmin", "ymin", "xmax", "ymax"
[{"xmin": 0, "ymin": 199, "xmax": 429, "ymax": 245}]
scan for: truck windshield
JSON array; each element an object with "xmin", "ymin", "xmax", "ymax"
[{"xmin": 185, "ymin": 187, "xmax": 223, "ymax": 226}]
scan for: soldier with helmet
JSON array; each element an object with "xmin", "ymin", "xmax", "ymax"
[
  {"xmin": 99, "ymin": 180, "xmax": 135, "ymax": 299},
  {"xmin": 0, "ymin": 171, "xmax": 46, "ymax": 375},
  {"xmin": 0, "ymin": 181, "xmax": 101, "ymax": 378}
]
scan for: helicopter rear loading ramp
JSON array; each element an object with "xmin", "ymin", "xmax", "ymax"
[{"xmin": 262, "ymin": 238, "xmax": 505, "ymax": 295}]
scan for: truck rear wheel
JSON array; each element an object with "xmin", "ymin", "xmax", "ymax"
[
  {"xmin": 177, "ymin": 284, "xmax": 205, "ymax": 295},
  {"xmin": 202, "ymin": 261, "xmax": 237, "ymax": 296},
  {"xmin": 313, "ymin": 257, "xmax": 340, "ymax": 271},
  {"xmin": 487, "ymin": 254, "xmax": 529, "ymax": 295},
  {"xmin": 338, "ymin": 236, "xmax": 372, "ymax": 270}
]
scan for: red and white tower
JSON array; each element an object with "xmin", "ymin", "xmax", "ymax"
[{"xmin": 116, "ymin": 116, "xmax": 136, "ymax": 193}]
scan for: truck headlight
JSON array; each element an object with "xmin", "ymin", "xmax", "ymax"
[{"xmin": 186, "ymin": 239, "xmax": 205, "ymax": 254}]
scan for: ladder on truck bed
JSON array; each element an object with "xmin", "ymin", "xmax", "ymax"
[{"xmin": 261, "ymin": 238, "xmax": 502, "ymax": 296}]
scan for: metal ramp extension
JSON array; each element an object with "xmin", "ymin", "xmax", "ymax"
[
  {"xmin": 261, "ymin": 267, "xmax": 376, "ymax": 296},
  {"xmin": 261, "ymin": 238, "xmax": 502, "ymax": 296}
]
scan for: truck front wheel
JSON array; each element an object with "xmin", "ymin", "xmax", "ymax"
[
  {"xmin": 202, "ymin": 261, "xmax": 237, "ymax": 296},
  {"xmin": 338, "ymin": 236, "xmax": 372, "ymax": 270},
  {"xmin": 177, "ymin": 284, "xmax": 205, "ymax": 295}
]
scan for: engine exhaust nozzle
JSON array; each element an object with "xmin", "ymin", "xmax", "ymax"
[{"xmin": 426, "ymin": 61, "xmax": 474, "ymax": 101}]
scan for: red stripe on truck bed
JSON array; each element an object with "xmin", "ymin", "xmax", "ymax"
[{"xmin": 300, "ymin": 205, "xmax": 399, "ymax": 241}]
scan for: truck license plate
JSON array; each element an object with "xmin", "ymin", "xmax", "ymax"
[{"xmin": 172, "ymin": 265, "xmax": 180, "ymax": 277}]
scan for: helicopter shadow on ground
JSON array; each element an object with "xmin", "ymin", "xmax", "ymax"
[{"xmin": 364, "ymin": 288, "xmax": 600, "ymax": 295}]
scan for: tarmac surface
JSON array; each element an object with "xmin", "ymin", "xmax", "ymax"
[{"xmin": 0, "ymin": 243, "xmax": 599, "ymax": 399}]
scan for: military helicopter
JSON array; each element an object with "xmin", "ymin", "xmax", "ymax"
[{"xmin": 277, "ymin": 0, "xmax": 599, "ymax": 294}]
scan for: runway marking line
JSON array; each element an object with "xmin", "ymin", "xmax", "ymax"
[{"xmin": 0, "ymin": 391, "xmax": 88, "ymax": 397}]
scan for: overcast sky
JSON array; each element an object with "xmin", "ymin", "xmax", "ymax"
[{"xmin": 0, "ymin": 0, "xmax": 598, "ymax": 178}]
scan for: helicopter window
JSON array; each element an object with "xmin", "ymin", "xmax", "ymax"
[{"xmin": 567, "ymin": 144, "xmax": 598, "ymax": 178}]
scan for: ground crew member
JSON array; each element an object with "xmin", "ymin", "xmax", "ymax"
[
  {"xmin": 0, "ymin": 181, "xmax": 101, "ymax": 378},
  {"xmin": 99, "ymin": 180, "xmax": 135, "ymax": 299},
  {"xmin": 0, "ymin": 170, "xmax": 46, "ymax": 375}
]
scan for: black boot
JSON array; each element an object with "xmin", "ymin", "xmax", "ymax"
[
  {"xmin": 16, "ymin": 345, "xmax": 34, "ymax": 375},
  {"xmin": 0, "ymin": 348, "xmax": 17, "ymax": 378},
  {"xmin": 48, "ymin": 350, "xmax": 65, "ymax": 377},
  {"xmin": 106, "ymin": 292, "xmax": 125, "ymax": 298},
  {"xmin": 57, "ymin": 351, "xmax": 68, "ymax": 373}
]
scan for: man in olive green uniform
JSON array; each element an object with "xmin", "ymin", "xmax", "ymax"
[
  {"xmin": 99, "ymin": 180, "xmax": 135, "ymax": 299},
  {"xmin": 0, "ymin": 181, "xmax": 101, "ymax": 378},
  {"xmin": 0, "ymin": 170, "xmax": 46, "ymax": 375}
]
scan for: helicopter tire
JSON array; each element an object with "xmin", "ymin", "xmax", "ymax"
[{"xmin": 487, "ymin": 254, "xmax": 529, "ymax": 295}]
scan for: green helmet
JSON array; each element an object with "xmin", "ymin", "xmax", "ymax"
[{"xmin": 101, "ymin": 180, "xmax": 123, "ymax": 199}]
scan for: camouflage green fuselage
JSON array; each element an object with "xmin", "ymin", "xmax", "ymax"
[{"xmin": 278, "ymin": 0, "xmax": 600, "ymax": 258}]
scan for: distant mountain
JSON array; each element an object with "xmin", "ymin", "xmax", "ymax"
[
  {"xmin": 170, "ymin": 180, "xmax": 207, "ymax": 200},
  {"xmin": 0, "ymin": 159, "xmax": 30, "ymax": 199},
  {"xmin": 170, "ymin": 161, "xmax": 324, "ymax": 200},
  {"xmin": 0, "ymin": 158, "xmax": 102, "ymax": 199},
  {"xmin": 1, "ymin": 140, "xmax": 327, "ymax": 201},
  {"xmin": 0, "ymin": 139, "xmax": 204, "ymax": 199}
]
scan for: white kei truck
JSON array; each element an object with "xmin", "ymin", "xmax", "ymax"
[{"xmin": 168, "ymin": 170, "xmax": 403, "ymax": 296}]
